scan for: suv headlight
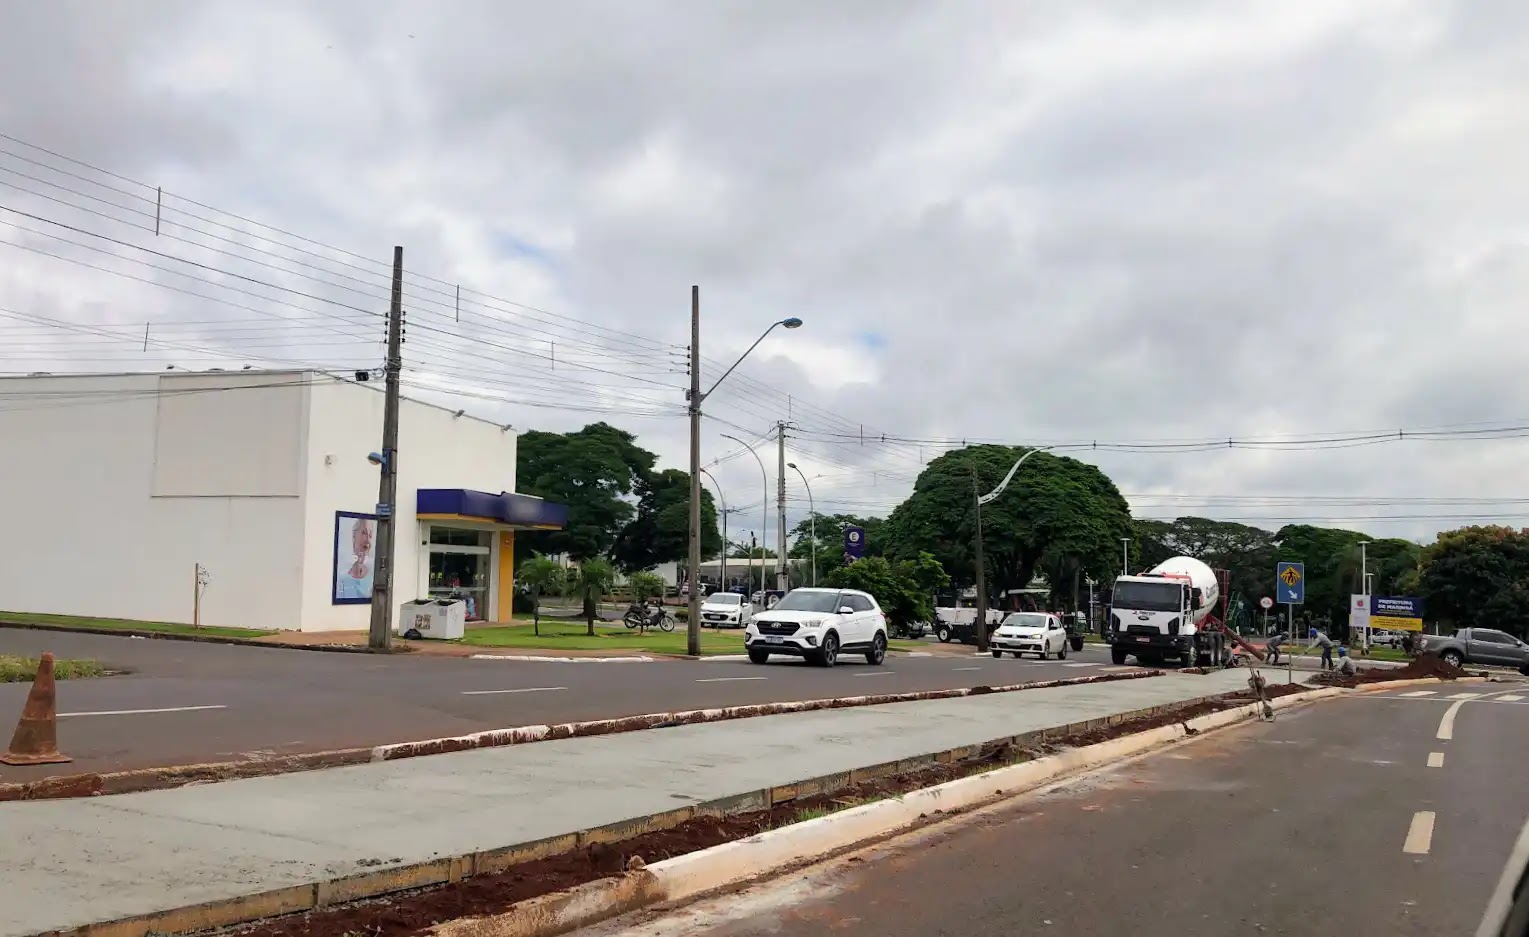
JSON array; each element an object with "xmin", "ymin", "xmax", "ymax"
[{"xmin": 801, "ymin": 618, "xmax": 824, "ymax": 628}]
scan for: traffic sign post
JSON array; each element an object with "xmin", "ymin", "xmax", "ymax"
[
  {"xmin": 1276, "ymin": 562, "xmax": 1305, "ymax": 645},
  {"xmin": 1259, "ymin": 595, "xmax": 1274, "ymax": 635}
]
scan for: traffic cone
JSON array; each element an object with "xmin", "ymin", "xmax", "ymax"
[{"xmin": 1, "ymin": 652, "xmax": 71, "ymax": 765}]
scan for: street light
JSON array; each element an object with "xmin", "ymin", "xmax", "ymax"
[
  {"xmin": 1121, "ymin": 538, "xmax": 1131, "ymax": 577},
  {"xmin": 700, "ymin": 467, "xmax": 727, "ymax": 595},
  {"xmin": 971, "ymin": 446, "xmax": 1054, "ymax": 652},
  {"xmin": 722, "ymin": 433, "xmax": 770, "ymax": 603},
  {"xmin": 787, "ymin": 462, "xmax": 816, "ymax": 586},
  {"xmin": 1357, "ymin": 540, "xmax": 1371, "ymax": 651},
  {"xmin": 686, "ymin": 296, "xmax": 803, "ymax": 655}
]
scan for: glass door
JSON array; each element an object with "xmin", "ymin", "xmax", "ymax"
[{"xmin": 427, "ymin": 527, "xmax": 492, "ymax": 621}]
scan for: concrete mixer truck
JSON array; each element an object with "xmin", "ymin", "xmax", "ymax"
[{"xmin": 1106, "ymin": 556, "xmax": 1231, "ymax": 668}]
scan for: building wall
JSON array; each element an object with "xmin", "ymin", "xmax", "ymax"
[
  {"xmin": 0, "ymin": 373, "xmax": 307, "ymax": 630},
  {"xmin": 297, "ymin": 378, "xmax": 519, "ymax": 631}
]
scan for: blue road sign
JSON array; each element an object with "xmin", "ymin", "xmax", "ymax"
[
  {"xmin": 844, "ymin": 526, "xmax": 866, "ymax": 561},
  {"xmin": 1276, "ymin": 561, "xmax": 1305, "ymax": 604}
]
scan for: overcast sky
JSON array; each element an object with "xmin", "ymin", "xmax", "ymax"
[{"xmin": 2, "ymin": 0, "xmax": 1527, "ymax": 547}]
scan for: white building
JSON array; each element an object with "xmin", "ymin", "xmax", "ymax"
[{"xmin": 0, "ymin": 370, "xmax": 565, "ymax": 632}]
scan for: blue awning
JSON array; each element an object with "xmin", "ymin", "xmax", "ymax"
[{"xmin": 416, "ymin": 489, "xmax": 567, "ymax": 528}]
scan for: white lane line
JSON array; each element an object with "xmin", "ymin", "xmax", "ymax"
[
  {"xmin": 1446, "ymin": 692, "xmax": 1483, "ymax": 700},
  {"xmin": 1437, "ymin": 699, "xmax": 1466, "ymax": 740},
  {"xmin": 1500, "ymin": 694, "xmax": 1525, "ymax": 702},
  {"xmin": 693, "ymin": 677, "xmax": 767, "ymax": 683},
  {"xmin": 1099, "ymin": 666, "xmax": 1138, "ymax": 672},
  {"xmin": 1403, "ymin": 811, "xmax": 1436, "ymax": 855},
  {"xmin": 59, "ymin": 704, "xmax": 227, "ymax": 718},
  {"xmin": 1062, "ymin": 662, "xmax": 1097, "ymax": 668},
  {"xmin": 853, "ymin": 671, "xmax": 896, "ymax": 677},
  {"xmin": 1427, "ymin": 752, "xmax": 1445, "ymax": 768},
  {"xmin": 952, "ymin": 667, "xmax": 983, "ymax": 672},
  {"xmin": 1401, "ymin": 690, "xmax": 1439, "ymax": 697},
  {"xmin": 460, "ymin": 686, "xmax": 568, "ymax": 695}
]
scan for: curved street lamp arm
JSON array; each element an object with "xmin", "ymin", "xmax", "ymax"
[
  {"xmin": 702, "ymin": 321, "xmax": 789, "ymax": 400},
  {"xmin": 977, "ymin": 446, "xmax": 1054, "ymax": 506}
]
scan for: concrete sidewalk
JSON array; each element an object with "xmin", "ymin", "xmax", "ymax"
[{"xmin": 1, "ymin": 669, "xmax": 1253, "ymax": 937}]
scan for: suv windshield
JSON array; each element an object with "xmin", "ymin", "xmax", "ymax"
[
  {"xmin": 1002, "ymin": 613, "xmax": 1048, "ymax": 628},
  {"xmin": 1111, "ymin": 580, "xmax": 1183, "ymax": 613},
  {"xmin": 773, "ymin": 590, "xmax": 844, "ymax": 613},
  {"xmin": 705, "ymin": 593, "xmax": 742, "ymax": 606}
]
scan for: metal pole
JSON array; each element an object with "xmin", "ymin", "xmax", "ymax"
[
  {"xmin": 722, "ymin": 433, "xmax": 769, "ymax": 601},
  {"xmin": 193, "ymin": 563, "xmax": 201, "ymax": 629},
  {"xmin": 686, "ymin": 286, "xmax": 703, "ymax": 656},
  {"xmin": 776, "ymin": 421, "xmax": 788, "ymax": 590},
  {"xmin": 788, "ymin": 463, "xmax": 815, "ymax": 586},
  {"xmin": 972, "ymin": 471, "xmax": 989, "ymax": 652},
  {"xmin": 368, "ymin": 246, "xmax": 404, "ymax": 650},
  {"xmin": 701, "ymin": 468, "xmax": 726, "ymax": 595},
  {"xmin": 1121, "ymin": 538, "xmax": 1131, "ymax": 577},
  {"xmin": 1358, "ymin": 540, "xmax": 1370, "ymax": 649}
]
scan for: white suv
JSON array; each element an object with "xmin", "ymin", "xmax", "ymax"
[{"xmin": 744, "ymin": 588, "xmax": 888, "ymax": 667}]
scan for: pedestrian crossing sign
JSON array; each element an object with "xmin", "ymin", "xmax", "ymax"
[{"xmin": 1276, "ymin": 562, "xmax": 1305, "ymax": 604}]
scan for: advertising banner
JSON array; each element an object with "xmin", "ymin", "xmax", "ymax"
[
  {"xmin": 844, "ymin": 526, "xmax": 866, "ymax": 562},
  {"xmin": 1370, "ymin": 595, "xmax": 1423, "ymax": 632},
  {"xmin": 333, "ymin": 511, "xmax": 378, "ymax": 604}
]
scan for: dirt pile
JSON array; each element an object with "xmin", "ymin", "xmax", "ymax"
[{"xmin": 1310, "ymin": 652, "xmax": 1472, "ymax": 688}]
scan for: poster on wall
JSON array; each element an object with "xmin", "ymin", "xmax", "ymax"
[{"xmin": 332, "ymin": 511, "xmax": 378, "ymax": 604}]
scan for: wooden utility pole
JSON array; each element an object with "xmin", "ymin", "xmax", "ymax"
[
  {"xmin": 686, "ymin": 286, "xmax": 703, "ymax": 656},
  {"xmin": 368, "ymin": 246, "xmax": 404, "ymax": 650}
]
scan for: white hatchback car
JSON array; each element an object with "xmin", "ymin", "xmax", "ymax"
[
  {"xmin": 990, "ymin": 612, "xmax": 1070, "ymax": 660},
  {"xmin": 744, "ymin": 587, "xmax": 888, "ymax": 667},
  {"xmin": 699, "ymin": 591, "xmax": 753, "ymax": 628}
]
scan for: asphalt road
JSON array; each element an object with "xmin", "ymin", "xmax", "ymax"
[
  {"xmin": 0, "ymin": 629, "xmax": 1144, "ymax": 779},
  {"xmin": 588, "ymin": 682, "xmax": 1529, "ymax": 937}
]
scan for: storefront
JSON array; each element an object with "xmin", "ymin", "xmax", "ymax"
[{"xmin": 415, "ymin": 488, "xmax": 566, "ymax": 623}]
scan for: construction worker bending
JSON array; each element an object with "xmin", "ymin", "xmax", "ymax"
[
  {"xmin": 1306, "ymin": 628, "xmax": 1336, "ymax": 670},
  {"xmin": 1336, "ymin": 646, "xmax": 1356, "ymax": 676},
  {"xmin": 1265, "ymin": 630, "xmax": 1289, "ymax": 666}
]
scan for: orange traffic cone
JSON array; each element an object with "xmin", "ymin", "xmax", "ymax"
[{"xmin": 1, "ymin": 652, "xmax": 71, "ymax": 765}]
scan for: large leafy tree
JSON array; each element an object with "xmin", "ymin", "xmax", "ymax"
[
  {"xmin": 610, "ymin": 468, "xmax": 721, "ymax": 572},
  {"xmin": 1132, "ymin": 517, "xmax": 1279, "ymax": 611},
  {"xmin": 881, "ymin": 446, "xmax": 1132, "ymax": 600},
  {"xmin": 1272, "ymin": 524, "xmax": 1374, "ymax": 626},
  {"xmin": 825, "ymin": 552, "xmax": 950, "ymax": 632},
  {"xmin": 517, "ymin": 423, "xmax": 656, "ymax": 561},
  {"xmin": 1419, "ymin": 526, "xmax": 1529, "ymax": 637},
  {"xmin": 789, "ymin": 513, "xmax": 885, "ymax": 581}
]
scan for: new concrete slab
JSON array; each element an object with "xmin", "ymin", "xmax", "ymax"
[{"xmin": 0, "ymin": 669, "xmax": 1252, "ymax": 937}]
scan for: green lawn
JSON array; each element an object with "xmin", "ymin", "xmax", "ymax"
[
  {"xmin": 0, "ymin": 654, "xmax": 105, "ymax": 682},
  {"xmin": 461, "ymin": 620, "xmax": 926, "ymax": 657},
  {"xmin": 0, "ymin": 611, "xmax": 274, "ymax": 640}
]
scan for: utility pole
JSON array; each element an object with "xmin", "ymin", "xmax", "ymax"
[
  {"xmin": 686, "ymin": 286, "xmax": 703, "ymax": 656},
  {"xmin": 368, "ymin": 245, "xmax": 404, "ymax": 650},
  {"xmin": 972, "ymin": 470, "xmax": 989, "ymax": 652},
  {"xmin": 776, "ymin": 421, "xmax": 788, "ymax": 591}
]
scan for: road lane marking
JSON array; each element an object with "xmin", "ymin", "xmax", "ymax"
[
  {"xmin": 1400, "ymin": 690, "xmax": 1438, "ymax": 697},
  {"xmin": 1500, "ymin": 694, "xmax": 1525, "ymax": 702},
  {"xmin": 1062, "ymin": 662, "xmax": 1097, "ymax": 668},
  {"xmin": 693, "ymin": 677, "xmax": 767, "ymax": 683},
  {"xmin": 1428, "ymin": 752, "xmax": 1445, "ymax": 768},
  {"xmin": 952, "ymin": 667, "xmax": 983, "ymax": 672},
  {"xmin": 1446, "ymin": 692, "xmax": 1483, "ymax": 700},
  {"xmin": 1099, "ymin": 666, "xmax": 1137, "ymax": 672},
  {"xmin": 853, "ymin": 671, "xmax": 895, "ymax": 677},
  {"xmin": 1437, "ymin": 700, "xmax": 1465, "ymax": 740},
  {"xmin": 59, "ymin": 705, "xmax": 227, "ymax": 718},
  {"xmin": 460, "ymin": 687, "xmax": 568, "ymax": 695},
  {"xmin": 1403, "ymin": 811, "xmax": 1436, "ymax": 854}
]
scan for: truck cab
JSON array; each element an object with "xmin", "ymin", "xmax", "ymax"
[{"xmin": 1107, "ymin": 570, "xmax": 1225, "ymax": 667}]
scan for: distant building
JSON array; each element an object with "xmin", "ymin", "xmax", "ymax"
[{"xmin": 0, "ymin": 370, "xmax": 565, "ymax": 632}]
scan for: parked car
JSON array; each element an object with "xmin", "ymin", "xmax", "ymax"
[
  {"xmin": 744, "ymin": 587, "xmax": 888, "ymax": 667},
  {"xmin": 932, "ymin": 606, "xmax": 1004, "ymax": 644},
  {"xmin": 1369, "ymin": 629, "xmax": 1404, "ymax": 649},
  {"xmin": 1420, "ymin": 628, "xmax": 1529, "ymax": 669},
  {"xmin": 990, "ymin": 612, "xmax": 1070, "ymax": 660},
  {"xmin": 699, "ymin": 591, "xmax": 754, "ymax": 628}
]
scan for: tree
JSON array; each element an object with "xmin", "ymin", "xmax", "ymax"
[
  {"xmin": 825, "ymin": 552, "xmax": 951, "ymax": 634},
  {"xmin": 517, "ymin": 423, "xmax": 656, "ymax": 561},
  {"xmin": 881, "ymin": 446, "xmax": 1132, "ymax": 600},
  {"xmin": 1273, "ymin": 524, "xmax": 1372, "ymax": 627},
  {"xmin": 565, "ymin": 557, "xmax": 618, "ymax": 635},
  {"xmin": 610, "ymin": 469, "xmax": 720, "ymax": 572},
  {"xmin": 1419, "ymin": 526, "xmax": 1529, "ymax": 637},
  {"xmin": 516, "ymin": 555, "xmax": 565, "ymax": 637},
  {"xmin": 626, "ymin": 570, "xmax": 666, "ymax": 604},
  {"xmin": 1132, "ymin": 517, "xmax": 1278, "ymax": 611}
]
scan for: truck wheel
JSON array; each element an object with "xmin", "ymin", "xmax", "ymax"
[
  {"xmin": 936, "ymin": 625, "xmax": 951, "ymax": 643},
  {"xmin": 1441, "ymin": 649, "xmax": 1464, "ymax": 667},
  {"xmin": 1110, "ymin": 645, "xmax": 1129, "ymax": 666},
  {"xmin": 1183, "ymin": 644, "xmax": 1199, "ymax": 668}
]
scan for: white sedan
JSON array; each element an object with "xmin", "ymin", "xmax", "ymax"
[
  {"xmin": 699, "ymin": 591, "xmax": 753, "ymax": 628},
  {"xmin": 990, "ymin": 612, "xmax": 1070, "ymax": 660}
]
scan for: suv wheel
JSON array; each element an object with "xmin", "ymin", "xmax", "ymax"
[
  {"xmin": 748, "ymin": 649, "xmax": 770, "ymax": 665},
  {"xmin": 865, "ymin": 632, "xmax": 887, "ymax": 666},
  {"xmin": 814, "ymin": 632, "xmax": 840, "ymax": 668}
]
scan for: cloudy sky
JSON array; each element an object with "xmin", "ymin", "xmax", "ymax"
[{"xmin": 2, "ymin": 0, "xmax": 1527, "ymax": 547}]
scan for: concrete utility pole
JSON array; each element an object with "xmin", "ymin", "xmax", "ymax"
[
  {"xmin": 776, "ymin": 421, "xmax": 788, "ymax": 591},
  {"xmin": 368, "ymin": 245, "xmax": 404, "ymax": 650},
  {"xmin": 686, "ymin": 286, "xmax": 703, "ymax": 655}
]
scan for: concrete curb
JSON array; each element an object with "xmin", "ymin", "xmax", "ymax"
[
  {"xmin": 426, "ymin": 687, "xmax": 1344, "ymax": 937},
  {"xmin": 467, "ymin": 655, "xmax": 660, "ymax": 663},
  {"xmin": 0, "ymin": 620, "xmax": 379, "ymax": 653},
  {"xmin": 0, "ymin": 671, "xmax": 1161, "ymax": 802}
]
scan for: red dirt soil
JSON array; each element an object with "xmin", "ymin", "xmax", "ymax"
[
  {"xmin": 222, "ymin": 687, "xmax": 1309, "ymax": 937},
  {"xmin": 1310, "ymin": 652, "xmax": 1473, "ymax": 688}
]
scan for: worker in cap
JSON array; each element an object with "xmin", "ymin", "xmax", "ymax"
[
  {"xmin": 1305, "ymin": 627, "xmax": 1336, "ymax": 670},
  {"xmin": 1336, "ymin": 645, "xmax": 1356, "ymax": 676}
]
